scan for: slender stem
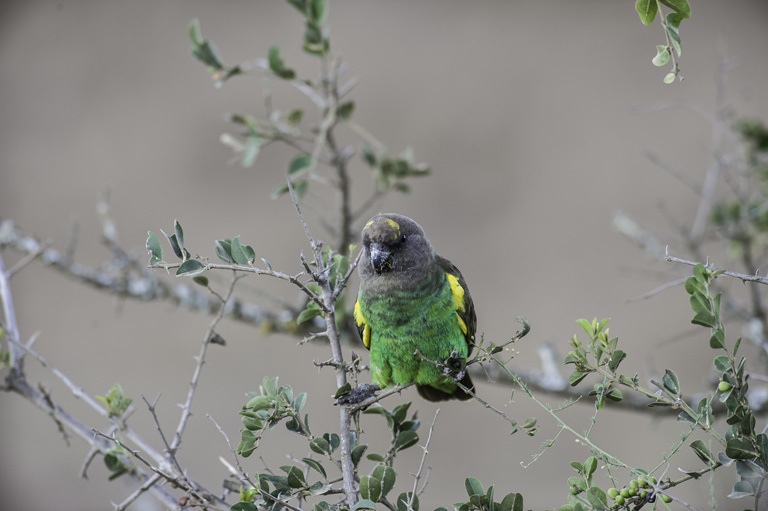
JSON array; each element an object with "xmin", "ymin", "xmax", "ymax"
[
  {"xmin": 287, "ymin": 178, "xmax": 357, "ymax": 506},
  {"xmin": 0, "ymin": 253, "xmax": 23, "ymax": 371},
  {"xmin": 171, "ymin": 273, "xmax": 240, "ymax": 453}
]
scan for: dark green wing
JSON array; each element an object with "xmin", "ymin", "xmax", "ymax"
[{"xmin": 436, "ymin": 255, "xmax": 477, "ymax": 356}]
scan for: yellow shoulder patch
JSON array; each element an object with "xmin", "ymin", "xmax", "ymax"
[
  {"xmin": 354, "ymin": 300, "xmax": 371, "ymax": 349},
  {"xmin": 446, "ymin": 273, "xmax": 466, "ymax": 312},
  {"xmin": 455, "ymin": 312, "xmax": 468, "ymax": 336}
]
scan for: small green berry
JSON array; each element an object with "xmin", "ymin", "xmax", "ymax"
[
  {"xmin": 615, "ymin": 495, "xmax": 625, "ymax": 505},
  {"xmin": 650, "ymin": 476, "xmax": 657, "ymax": 484},
  {"xmin": 620, "ymin": 488, "xmax": 631, "ymax": 498},
  {"xmin": 608, "ymin": 488, "xmax": 619, "ymax": 499},
  {"xmin": 660, "ymin": 493, "xmax": 673, "ymax": 503},
  {"xmin": 640, "ymin": 490, "xmax": 648, "ymax": 499},
  {"xmin": 637, "ymin": 477, "xmax": 648, "ymax": 487},
  {"xmin": 718, "ymin": 381, "xmax": 731, "ymax": 392},
  {"xmin": 630, "ymin": 480, "xmax": 638, "ymax": 490},
  {"xmin": 570, "ymin": 486, "xmax": 579, "ymax": 495}
]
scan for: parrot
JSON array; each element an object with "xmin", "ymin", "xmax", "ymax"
[{"xmin": 353, "ymin": 213, "xmax": 476, "ymax": 401}]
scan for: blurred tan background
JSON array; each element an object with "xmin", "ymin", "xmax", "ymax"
[{"xmin": 2, "ymin": 1, "xmax": 768, "ymax": 510}]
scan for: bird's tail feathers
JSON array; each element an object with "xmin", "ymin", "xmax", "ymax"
[{"xmin": 416, "ymin": 372, "xmax": 474, "ymax": 402}]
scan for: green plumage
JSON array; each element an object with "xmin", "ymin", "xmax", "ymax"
[{"xmin": 354, "ymin": 214, "xmax": 476, "ymax": 401}]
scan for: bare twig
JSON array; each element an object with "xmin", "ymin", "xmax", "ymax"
[
  {"xmin": 288, "ymin": 177, "xmax": 358, "ymax": 507},
  {"xmin": 114, "ymin": 473, "xmax": 163, "ymax": 511},
  {"xmin": 93, "ymin": 429, "xmax": 229, "ymax": 510},
  {"xmin": 172, "ymin": 273, "xmax": 240, "ymax": 455},
  {"xmin": 666, "ymin": 247, "xmax": 768, "ymax": 285},
  {"xmin": 625, "ymin": 276, "xmax": 687, "ymax": 303},
  {"xmin": 410, "ymin": 409, "xmax": 439, "ymax": 499},
  {"xmin": 208, "ymin": 414, "xmax": 307, "ymax": 511}
]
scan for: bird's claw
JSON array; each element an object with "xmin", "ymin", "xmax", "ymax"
[{"xmin": 334, "ymin": 383, "xmax": 380, "ymax": 406}]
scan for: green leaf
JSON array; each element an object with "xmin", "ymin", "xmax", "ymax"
[
  {"xmin": 230, "ymin": 236, "xmax": 250, "ymax": 265},
  {"xmin": 324, "ymin": 433, "xmax": 340, "ymax": 451},
  {"xmin": 237, "ymin": 429, "xmax": 257, "ymax": 457},
  {"xmin": 241, "ymin": 416, "xmax": 263, "ymax": 431},
  {"xmin": 635, "ymin": 0, "xmax": 658, "ymax": 25},
  {"xmin": 394, "ymin": 430, "xmax": 419, "ymax": 452},
  {"xmin": 585, "ymin": 486, "xmax": 608, "ymax": 510},
  {"xmin": 366, "ymin": 453, "xmax": 385, "ymax": 462},
  {"xmin": 288, "ymin": 154, "xmax": 314, "ymax": 175},
  {"xmin": 665, "ymin": 13, "xmax": 683, "ymax": 56},
  {"xmin": 174, "ymin": 220, "xmax": 184, "ymax": 248},
  {"xmin": 689, "ymin": 293, "xmax": 711, "ymax": 314},
  {"xmin": 584, "ymin": 457, "xmax": 597, "ymax": 477},
  {"xmin": 309, "ymin": 0, "xmax": 328, "ymax": 24},
  {"xmin": 188, "ymin": 19, "xmax": 224, "ymax": 71},
  {"xmin": 693, "ymin": 263, "xmax": 708, "ymax": 284},
  {"xmin": 360, "ymin": 475, "xmax": 382, "ymax": 503},
  {"xmin": 568, "ymin": 370, "xmax": 589, "ymax": 386},
  {"xmin": 292, "ymin": 392, "xmax": 307, "ymax": 414},
  {"xmin": 690, "ymin": 439, "xmax": 715, "ymax": 465},
  {"xmin": 662, "ymin": 369, "xmax": 680, "ymax": 396},
  {"xmin": 281, "ymin": 465, "xmax": 306, "ymax": 488},
  {"xmin": 576, "ymin": 318, "xmax": 592, "ymax": 335},
  {"xmin": 465, "ymin": 477, "xmax": 484, "ymax": 497},
  {"xmin": 392, "ymin": 402, "xmax": 411, "ymax": 426},
  {"xmin": 732, "ymin": 335, "xmax": 743, "ymax": 356},
  {"xmin": 351, "ymin": 444, "xmax": 368, "ymax": 467},
  {"xmin": 692, "ymin": 311, "xmax": 718, "ymax": 329},
  {"xmin": 231, "ymin": 503, "xmax": 259, "ymax": 511},
  {"xmin": 192, "ymin": 276, "xmax": 208, "ymax": 287},
  {"xmin": 310, "ymin": 438, "xmax": 330, "ymax": 455},
  {"xmin": 498, "ymin": 493, "xmax": 524, "ymax": 511},
  {"xmin": 396, "ymin": 492, "xmax": 418, "ymax": 511},
  {"xmin": 242, "ymin": 136, "xmax": 261, "ymax": 167},
  {"xmin": 162, "ymin": 229, "xmax": 183, "ymax": 259},
  {"xmin": 333, "ymin": 382, "xmax": 352, "ymax": 399},
  {"xmin": 659, "ymin": 0, "xmax": 691, "ymax": 18},
  {"xmin": 337, "ymin": 101, "xmax": 355, "ymax": 121},
  {"xmin": 146, "ymin": 231, "xmax": 163, "ymax": 263},
  {"xmin": 608, "ymin": 350, "xmax": 626, "ymax": 372},
  {"xmin": 652, "ymin": 46, "xmax": 670, "ymax": 67},
  {"xmin": 352, "ymin": 499, "xmax": 378, "ymax": 511},
  {"xmin": 215, "ymin": 239, "xmax": 233, "ymax": 263},
  {"xmin": 728, "ymin": 480, "xmax": 757, "ymax": 499},
  {"xmin": 287, "ymin": 109, "xmax": 304, "ymax": 125},
  {"xmin": 726, "ymin": 438, "xmax": 759, "ymax": 460},
  {"xmin": 714, "ymin": 355, "xmax": 731, "ymax": 373},
  {"xmin": 372, "ymin": 465, "xmax": 396, "ymax": 496},
  {"xmin": 710, "ymin": 329, "xmax": 726, "ymax": 350},
  {"xmin": 268, "ymin": 45, "xmax": 296, "ymax": 80},
  {"xmin": 297, "ymin": 308, "xmax": 322, "ymax": 325},
  {"xmin": 176, "ymin": 259, "xmax": 206, "ymax": 277},
  {"xmin": 245, "ymin": 395, "xmax": 272, "ymax": 411},
  {"xmin": 361, "ymin": 144, "xmax": 377, "ymax": 167}
]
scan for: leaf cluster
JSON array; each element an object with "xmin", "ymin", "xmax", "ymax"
[
  {"xmin": 684, "ymin": 264, "xmax": 768, "ymax": 500},
  {"xmin": 451, "ymin": 477, "xmax": 524, "ymax": 511},
  {"xmin": 95, "ymin": 383, "xmax": 133, "ymax": 419},
  {"xmin": 634, "ymin": 0, "xmax": 691, "ymax": 83}
]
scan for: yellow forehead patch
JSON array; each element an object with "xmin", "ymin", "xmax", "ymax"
[
  {"xmin": 384, "ymin": 218, "xmax": 400, "ymax": 236},
  {"xmin": 446, "ymin": 273, "xmax": 466, "ymax": 312},
  {"xmin": 366, "ymin": 221, "xmax": 374, "ymax": 227}
]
